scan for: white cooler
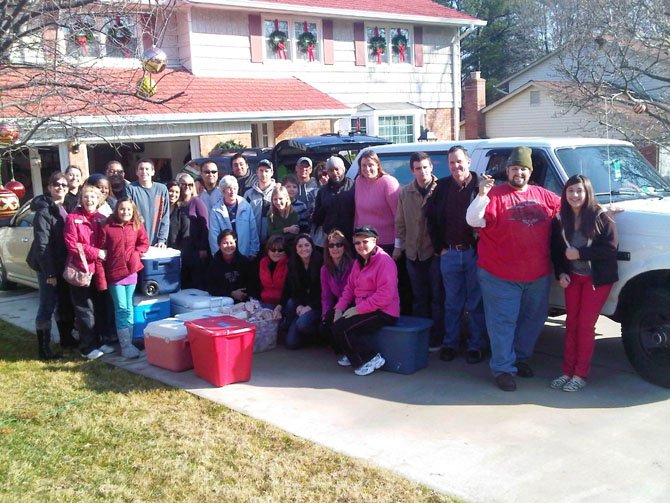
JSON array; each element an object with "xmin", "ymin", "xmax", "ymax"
[
  {"xmin": 169, "ymin": 288, "xmax": 234, "ymax": 315},
  {"xmin": 144, "ymin": 318, "xmax": 193, "ymax": 372},
  {"xmin": 174, "ymin": 308, "xmax": 229, "ymax": 321}
]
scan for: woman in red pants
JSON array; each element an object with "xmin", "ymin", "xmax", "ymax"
[{"xmin": 551, "ymin": 175, "xmax": 619, "ymax": 391}]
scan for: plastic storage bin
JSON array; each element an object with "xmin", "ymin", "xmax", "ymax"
[
  {"xmin": 138, "ymin": 247, "xmax": 181, "ymax": 297},
  {"xmin": 169, "ymin": 288, "xmax": 234, "ymax": 315},
  {"xmin": 175, "ymin": 308, "xmax": 227, "ymax": 322},
  {"xmin": 370, "ymin": 316, "xmax": 433, "ymax": 374},
  {"xmin": 132, "ymin": 295, "xmax": 171, "ymax": 340},
  {"xmin": 185, "ymin": 316, "xmax": 256, "ymax": 387},
  {"xmin": 144, "ymin": 318, "xmax": 193, "ymax": 372}
]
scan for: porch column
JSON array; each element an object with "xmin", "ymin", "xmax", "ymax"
[{"xmin": 29, "ymin": 148, "xmax": 43, "ymax": 196}]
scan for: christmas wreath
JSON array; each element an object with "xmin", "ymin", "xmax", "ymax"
[
  {"xmin": 108, "ymin": 17, "xmax": 132, "ymax": 47},
  {"xmin": 297, "ymin": 31, "xmax": 316, "ymax": 53},
  {"xmin": 392, "ymin": 29, "xmax": 408, "ymax": 62},
  {"xmin": 68, "ymin": 16, "xmax": 96, "ymax": 56},
  {"xmin": 368, "ymin": 27, "xmax": 386, "ymax": 64},
  {"xmin": 269, "ymin": 19, "xmax": 288, "ymax": 59}
]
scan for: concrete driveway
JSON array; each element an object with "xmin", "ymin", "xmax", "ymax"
[{"xmin": 1, "ymin": 288, "xmax": 668, "ymax": 502}]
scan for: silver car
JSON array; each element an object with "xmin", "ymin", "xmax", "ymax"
[{"xmin": 0, "ymin": 200, "xmax": 39, "ymax": 290}]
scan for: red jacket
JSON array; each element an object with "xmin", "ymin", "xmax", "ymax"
[
  {"xmin": 95, "ymin": 221, "xmax": 150, "ymax": 290},
  {"xmin": 258, "ymin": 255, "xmax": 288, "ymax": 305},
  {"xmin": 64, "ymin": 208, "xmax": 106, "ymax": 277}
]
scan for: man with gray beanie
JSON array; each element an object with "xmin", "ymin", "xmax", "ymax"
[
  {"xmin": 466, "ymin": 146, "xmax": 560, "ymax": 391},
  {"xmin": 312, "ymin": 156, "xmax": 356, "ymax": 241}
]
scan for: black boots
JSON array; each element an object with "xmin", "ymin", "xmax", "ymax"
[{"xmin": 36, "ymin": 328, "xmax": 62, "ymax": 360}]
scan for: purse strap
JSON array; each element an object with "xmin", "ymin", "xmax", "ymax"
[{"xmin": 75, "ymin": 243, "xmax": 90, "ymax": 274}]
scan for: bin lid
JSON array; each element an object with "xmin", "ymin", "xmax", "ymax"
[
  {"xmin": 175, "ymin": 309, "xmax": 225, "ymax": 321},
  {"xmin": 144, "ymin": 318, "xmax": 187, "ymax": 340},
  {"xmin": 142, "ymin": 246, "xmax": 181, "ymax": 259},
  {"xmin": 185, "ymin": 315, "xmax": 256, "ymax": 336}
]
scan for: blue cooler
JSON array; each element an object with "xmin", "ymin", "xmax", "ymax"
[
  {"xmin": 370, "ymin": 316, "xmax": 433, "ymax": 374},
  {"xmin": 138, "ymin": 247, "xmax": 181, "ymax": 297},
  {"xmin": 133, "ymin": 294, "xmax": 171, "ymax": 340}
]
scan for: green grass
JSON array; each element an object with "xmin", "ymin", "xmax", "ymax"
[{"xmin": 0, "ymin": 320, "xmax": 458, "ymax": 502}]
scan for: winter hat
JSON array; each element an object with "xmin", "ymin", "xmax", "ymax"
[
  {"xmin": 353, "ymin": 225, "xmax": 379, "ymax": 239},
  {"xmin": 506, "ymin": 146, "xmax": 533, "ymax": 170}
]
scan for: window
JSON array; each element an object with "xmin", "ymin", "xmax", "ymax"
[
  {"xmin": 63, "ymin": 14, "xmax": 139, "ymax": 60},
  {"xmin": 264, "ymin": 19, "xmax": 320, "ymax": 62},
  {"xmin": 350, "ymin": 117, "xmax": 368, "ymax": 134},
  {"xmin": 265, "ymin": 19, "xmax": 292, "ymax": 60},
  {"xmin": 378, "ymin": 115, "xmax": 415, "ymax": 143},
  {"xmin": 367, "ymin": 25, "xmax": 412, "ymax": 65},
  {"xmin": 251, "ymin": 122, "xmax": 273, "ymax": 148},
  {"xmin": 294, "ymin": 21, "xmax": 319, "ymax": 63},
  {"xmin": 530, "ymin": 90, "xmax": 541, "ymax": 106}
]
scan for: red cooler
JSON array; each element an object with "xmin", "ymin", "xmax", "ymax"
[{"xmin": 185, "ymin": 316, "xmax": 256, "ymax": 387}]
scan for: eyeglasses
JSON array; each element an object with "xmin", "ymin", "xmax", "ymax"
[
  {"xmin": 202, "ymin": 170, "xmax": 218, "ymax": 175},
  {"xmin": 269, "ymin": 248, "xmax": 285, "ymax": 253},
  {"xmin": 180, "ymin": 183, "xmax": 194, "ymax": 188},
  {"xmin": 107, "ymin": 170, "xmax": 124, "ymax": 175},
  {"xmin": 52, "ymin": 182, "xmax": 68, "ymax": 188},
  {"xmin": 328, "ymin": 242, "xmax": 345, "ymax": 249}
]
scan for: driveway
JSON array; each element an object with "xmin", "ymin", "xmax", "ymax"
[{"xmin": 1, "ymin": 289, "xmax": 668, "ymax": 502}]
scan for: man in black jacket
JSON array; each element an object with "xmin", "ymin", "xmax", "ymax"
[{"xmin": 312, "ymin": 156, "xmax": 355, "ymax": 242}]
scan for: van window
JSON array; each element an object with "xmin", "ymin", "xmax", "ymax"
[
  {"xmin": 483, "ymin": 149, "xmax": 558, "ymax": 190},
  {"xmin": 375, "ymin": 152, "xmax": 449, "ymax": 185}
]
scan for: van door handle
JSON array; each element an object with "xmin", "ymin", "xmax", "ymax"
[{"xmin": 22, "ymin": 237, "xmax": 29, "ymax": 243}]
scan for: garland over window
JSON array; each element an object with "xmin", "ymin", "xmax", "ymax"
[{"xmin": 368, "ymin": 26, "xmax": 386, "ymax": 64}]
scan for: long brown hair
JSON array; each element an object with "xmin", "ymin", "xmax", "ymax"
[
  {"xmin": 108, "ymin": 196, "xmax": 143, "ymax": 231},
  {"xmin": 323, "ymin": 229, "xmax": 353, "ymax": 274},
  {"xmin": 357, "ymin": 149, "xmax": 387, "ymax": 178},
  {"xmin": 559, "ymin": 174, "xmax": 602, "ymax": 241}
]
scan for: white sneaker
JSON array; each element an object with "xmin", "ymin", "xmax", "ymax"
[
  {"xmin": 563, "ymin": 376, "xmax": 587, "ymax": 392},
  {"xmin": 354, "ymin": 353, "xmax": 385, "ymax": 376},
  {"xmin": 81, "ymin": 349, "xmax": 104, "ymax": 360},
  {"xmin": 337, "ymin": 355, "xmax": 351, "ymax": 367},
  {"xmin": 98, "ymin": 344, "xmax": 115, "ymax": 354},
  {"xmin": 550, "ymin": 374, "xmax": 571, "ymax": 389}
]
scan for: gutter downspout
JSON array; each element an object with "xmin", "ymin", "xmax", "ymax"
[{"xmin": 452, "ymin": 24, "xmax": 478, "ymax": 141}]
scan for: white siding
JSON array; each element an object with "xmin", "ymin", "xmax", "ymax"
[{"xmin": 183, "ymin": 8, "xmax": 457, "ymax": 109}]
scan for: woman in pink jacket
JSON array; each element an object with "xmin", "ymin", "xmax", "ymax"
[
  {"xmin": 63, "ymin": 184, "xmax": 109, "ymax": 360},
  {"xmin": 332, "ymin": 225, "xmax": 400, "ymax": 376},
  {"xmin": 320, "ymin": 229, "xmax": 354, "ymax": 350}
]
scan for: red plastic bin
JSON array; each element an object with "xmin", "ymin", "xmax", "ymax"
[{"xmin": 185, "ymin": 315, "xmax": 256, "ymax": 387}]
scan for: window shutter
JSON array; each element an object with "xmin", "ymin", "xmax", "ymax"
[
  {"xmin": 354, "ymin": 22, "xmax": 365, "ymax": 66},
  {"xmin": 323, "ymin": 19, "xmax": 334, "ymax": 65},
  {"xmin": 249, "ymin": 14, "xmax": 263, "ymax": 63},
  {"xmin": 413, "ymin": 26, "xmax": 423, "ymax": 67}
]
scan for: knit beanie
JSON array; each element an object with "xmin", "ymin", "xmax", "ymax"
[{"xmin": 506, "ymin": 146, "xmax": 533, "ymax": 170}]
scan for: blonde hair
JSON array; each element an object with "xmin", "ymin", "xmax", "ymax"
[
  {"xmin": 270, "ymin": 184, "xmax": 292, "ymax": 220},
  {"xmin": 78, "ymin": 184, "xmax": 102, "ymax": 208}
]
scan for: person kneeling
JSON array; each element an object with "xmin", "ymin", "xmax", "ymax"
[
  {"xmin": 332, "ymin": 226, "xmax": 399, "ymax": 376},
  {"xmin": 206, "ymin": 230, "xmax": 256, "ymax": 302}
]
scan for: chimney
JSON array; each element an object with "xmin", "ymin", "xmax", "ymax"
[{"xmin": 463, "ymin": 71, "xmax": 486, "ymax": 139}]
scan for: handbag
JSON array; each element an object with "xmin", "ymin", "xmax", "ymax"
[{"xmin": 63, "ymin": 243, "xmax": 93, "ymax": 287}]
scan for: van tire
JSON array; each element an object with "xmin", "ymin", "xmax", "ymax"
[{"xmin": 622, "ymin": 287, "xmax": 670, "ymax": 388}]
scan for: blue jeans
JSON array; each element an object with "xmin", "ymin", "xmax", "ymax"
[
  {"xmin": 440, "ymin": 249, "xmax": 487, "ymax": 351},
  {"xmin": 109, "ymin": 284, "xmax": 136, "ymax": 330},
  {"xmin": 477, "ymin": 268, "xmax": 550, "ymax": 376},
  {"xmin": 284, "ymin": 298, "xmax": 321, "ymax": 349},
  {"xmin": 406, "ymin": 255, "xmax": 444, "ymax": 345},
  {"xmin": 36, "ymin": 271, "xmax": 58, "ymax": 326}
]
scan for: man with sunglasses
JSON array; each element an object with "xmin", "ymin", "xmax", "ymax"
[
  {"xmin": 105, "ymin": 160, "xmax": 129, "ymax": 203},
  {"xmin": 198, "ymin": 160, "xmax": 223, "ymax": 213}
]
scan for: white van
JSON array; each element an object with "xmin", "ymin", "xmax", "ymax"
[{"xmin": 350, "ymin": 137, "xmax": 670, "ymax": 388}]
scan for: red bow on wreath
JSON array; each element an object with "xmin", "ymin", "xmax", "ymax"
[{"xmin": 304, "ymin": 22, "xmax": 315, "ymax": 62}]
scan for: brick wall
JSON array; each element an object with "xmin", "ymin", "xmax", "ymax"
[
  {"xmin": 199, "ymin": 133, "xmax": 252, "ymax": 157},
  {"xmin": 273, "ymin": 120, "xmax": 332, "ymax": 142},
  {"xmin": 463, "ymin": 71, "xmax": 487, "ymax": 139},
  {"xmin": 424, "ymin": 108, "xmax": 454, "ymax": 141}
]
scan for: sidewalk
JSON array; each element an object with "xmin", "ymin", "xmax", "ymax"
[{"xmin": 1, "ymin": 288, "xmax": 669, "ymax": 503}]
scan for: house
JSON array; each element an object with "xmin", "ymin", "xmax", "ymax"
[
  {"xmin": 1, "ymin": 0, "xmax": 484, "ymax": 199},
  {"xmin": 460, "ymin": 49, "xmax": 669, "ymax": 175}
]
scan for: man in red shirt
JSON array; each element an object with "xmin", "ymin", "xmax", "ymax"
[{"xmin": 466, "ymin": 146, "xmax": 560, "ymax": 391}]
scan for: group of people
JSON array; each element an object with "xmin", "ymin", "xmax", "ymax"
[{"xmin": 28, "ymin": 145, "xmax": 618, "ymax": 390}]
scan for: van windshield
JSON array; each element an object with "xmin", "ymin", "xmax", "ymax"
[{"xmin": 555, "ymin": 145, "xmax": 670, "ymax": 201}]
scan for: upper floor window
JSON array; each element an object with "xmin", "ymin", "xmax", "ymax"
[
  {"xmin": 64, "ymin": 14, "xmax": 139, "ymax": 60},
  {"xmin": 367, "ymin": 25, "xmax": 412, "ymax": 65},
  {"xmin": 264, "ymin": 18, "xmax": 320, "ymax": 63},
  {"xmin": 351, "ymin": 117, "xmax": 368, "ymax": 135}
]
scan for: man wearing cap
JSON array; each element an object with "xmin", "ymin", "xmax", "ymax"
[
  {"xmin": 294, "ymin": 156, "xmax": 318, "ymax": 210},
  {"xmin": 312, "ymin": 156, "xmax": 355, "ymax": 242},
  {"xmin": 244, "ymin": 159, "xmax": 276, "ymax": 245},
  {"xmin": 232, "ymin": 153, "xmax": 258, "ymax": 196},
  {"xmin": 466, "ymin": 146, "xmax": 560, "ymax": 391}
]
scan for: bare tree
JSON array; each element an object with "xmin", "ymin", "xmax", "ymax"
[
  {"xmin": 0, "ymin": 0, "xmax": 182, "ymax": 149},
  {"xmin": 550, "ymin": 0, "xmax": 669, "ymax": 146}
]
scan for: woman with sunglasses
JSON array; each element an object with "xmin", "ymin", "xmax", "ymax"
[
  {"xmin": 259, "ymin": 235, "xmax": 289, "ymax": 308},
  {"xmin": 176, "ymin": 172, "xmax": 209, "ymax": 289},
  {"xmin": 27, "ymin": 172, "xmax": 77, "ymax": 358},
  {"xmin": 332, "ymin": 225, "xmax": 399, "ymax": 376},
  {"xmin": 320, "ymin": 229, "xmax": 354, "ymax": 349}
]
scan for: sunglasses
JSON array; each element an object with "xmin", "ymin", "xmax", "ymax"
[
  {"xmin": 270, "ymin": 248, "xmax": 285, "ymax": 253},
  {"xmin": 202, "ymin": 170, "xmax": 218, "ymax": 175},
  {"xmin": 180, "ymin": 183, "xmax": 194, "ymax": 188},
  {"xmin": 52, "ymin": 182, "xmax": 68, "ymax": 188},
  {"xmin": 328, "ymin": 242, "xmax": 345, "ymax": 249},
  {"xmin": 353, "ymin": 240, "xmax": 372, "ymax": 246}
]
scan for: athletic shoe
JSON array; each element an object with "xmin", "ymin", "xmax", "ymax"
[
  {"xmin": 354, "ymin": 353, "xmax": 385, "ymax": 376},
  {"xmin": 81, "ymin": 349, "xmax": 104, "ymax": 360},
  {"xmin": 428, "ymin": 345, "xmax": 442, "ymax": 353},
  {"xmin": 98, "ymin": 344, "xmax": 115, "ymax": 354},
  {"xmin": 337, "ymin": 355, "xmax": 351, "ymax": 367},
  {"xmin": 495, "ymin": 372, "xmax": 517, "ymax": 391},
  {"xmin": 563, "ymin": 376, "xmax": 587, "ymax": 392},
  {"xmin": 550, "ymin": 375, "xmax": 571, "ymax": 389}
]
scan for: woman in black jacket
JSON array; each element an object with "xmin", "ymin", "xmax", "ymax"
[
  {"xmin": 206, "ymin": 229, "xmax": 256, "ymax": 302},
  {"xmin": 276, "ymin": 233, "xmax": 323, "ymax": 349},
  {"xmin": 550, "ymin": 174, "xmax": 619, "ymax": 392},
  {"xmin": 27, "ymin": 171, "xmax": 76, "ymax": 358}
]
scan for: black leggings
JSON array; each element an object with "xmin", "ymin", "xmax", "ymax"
[{"xmin": 332, "ymin": 310, "xmax": 397, "ymax": 368}]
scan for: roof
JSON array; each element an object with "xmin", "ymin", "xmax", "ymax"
[
  {"xmin": 0, "ymin": 67, "xmax": 351, "ymax": 122},
  {"xmin": 481, "ymin": 80, "xmax": 564, "ymax": 113},
  {"xmin": 496, "ymin": 50, "xmax": 561, "ymax": 89},
  {"xmin": 188, "ymin": 0, "xmax": 485, "ymax": 25}
]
